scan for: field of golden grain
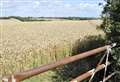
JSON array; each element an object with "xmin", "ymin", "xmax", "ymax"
[{"xmin": 0, "ymin": 19, "xmax": 104, "ymax": 81}]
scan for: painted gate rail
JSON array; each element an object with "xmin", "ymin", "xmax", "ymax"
[
  {"xmin": 2, "ymin": 45, "xmax": 113, "ymax": 82},
  {"xmin": 70, "ymin": 62, "xmax": 111, "ymax": 82}
]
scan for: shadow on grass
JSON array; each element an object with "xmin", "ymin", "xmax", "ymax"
[{"xmin": 52, "ymin": 35, "xmax": 106, "ymax": 82}]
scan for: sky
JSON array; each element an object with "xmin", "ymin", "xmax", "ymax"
[{"xmin": 0, "ymin": 0, "xmax": 105, "ymax": 17}]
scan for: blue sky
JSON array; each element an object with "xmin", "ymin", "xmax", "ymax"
[{"xmin": 0, "ymin": 0, "xmax": 105, "ymax": 17}]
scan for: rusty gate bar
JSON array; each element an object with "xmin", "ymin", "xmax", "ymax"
[
  {"xmin": 70, "ymin": 62, "xmax": 111, "ymax": 82},
  {"xmin": 2, "ymin": 45, "xmax": 111, "ymax": 82}
]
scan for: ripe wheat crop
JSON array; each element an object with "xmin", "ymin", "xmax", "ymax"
[{"xmin": 0, "ymin": 19, "xmax": 104, "ymax": 81}]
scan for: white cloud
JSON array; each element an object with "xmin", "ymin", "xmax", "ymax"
[
  {"xmin": 1, "ymin": 0, "xmax": 105, "ymax": 17},
  {"xmin": 33, "ymin": 1, "xmax": 40, "ymax": 8},
  {"xmin": 34, "ymin": 1, "xmax": 40, "ymax": 5}
]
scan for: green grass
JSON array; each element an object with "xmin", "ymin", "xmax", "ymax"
[
  {"xmin": 22, "ymin": 71, "xmax": 56, "ymax": 82},
  {"xmin": 21, "ymin": 45, "xmax": 72, "ymax": 82}
]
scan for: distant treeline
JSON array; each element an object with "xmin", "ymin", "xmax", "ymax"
[
  {"xmin": 62, "ymin": 17, "xmax": 100, "ymax": 20},
  {"xmin": 0, "ymin": 16, "xmax": 101, "ymax": 22}
]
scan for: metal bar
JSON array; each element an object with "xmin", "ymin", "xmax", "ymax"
[
  {"xmin": 102, "ymin": 72, "xmax": 116, "ymax": 82},
  {"xmin": 70, "ymin": 62, "xmax": 111, "ymax": 82},
  {"xmin": 2, "ymin": 45, "xmax": 111, "ymax": 82}
]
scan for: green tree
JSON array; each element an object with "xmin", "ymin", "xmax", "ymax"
[{"xmin": 101, "ymin": 0, "xmax": 120, "ymax": 81}]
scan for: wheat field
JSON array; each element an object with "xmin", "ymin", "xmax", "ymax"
[{"xmin": 0, "ymin": 19, "xmax": 104, "ymax": 81}]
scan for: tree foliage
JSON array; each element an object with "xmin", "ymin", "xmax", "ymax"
[{"xmin": 101, "ymin": 0, "xmax": 120, "ymax": 81}]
